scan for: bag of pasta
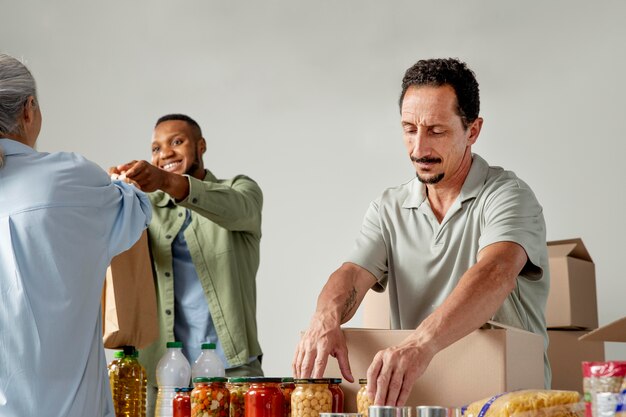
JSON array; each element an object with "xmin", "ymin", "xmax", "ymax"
[{"xmin": 463, "ymin": 390, "xmax": 582, "ymax": 417}]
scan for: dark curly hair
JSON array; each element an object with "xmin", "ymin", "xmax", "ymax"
[
  {"xmin": 399, "ymin": 58, "xmax": 480, "ymax": 129},
  {"xmin": 155, "ymin": 113, "xmax": 202, "ymax": 141}
]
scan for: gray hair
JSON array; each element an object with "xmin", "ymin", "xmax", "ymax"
[{"xmin": 0, "ymin": 53, "xmax": 38, "ymax": 169}]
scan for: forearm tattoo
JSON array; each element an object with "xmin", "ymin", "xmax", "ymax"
[{"xmin": 340, "ymin": 286, "xmax": 358, "ymax": 321}]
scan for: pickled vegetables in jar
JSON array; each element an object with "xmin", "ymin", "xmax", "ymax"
[
  {"xmin": 191, "ymin": 377, "xmax": 230, "ymax": 417},
  {"xmin": 228, "ymin": 377, "xmax": 250, "ymax": 417}
]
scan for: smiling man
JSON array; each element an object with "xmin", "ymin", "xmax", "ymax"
[
  {"xmin": 110, "ymin": 114, "xmax": 264, "ymax": 416},
  {"xmin": 293, "ymin": 58, "xmax": 551, "ymax": 406}
]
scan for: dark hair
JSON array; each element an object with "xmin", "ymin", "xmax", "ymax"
[
  {"xmin": 399, "ymin": 58, "xmax": 480, "ymax": 129},
  {"xmin": 155, "ymin": 113, "xmax": 202, "ymax": 140}
]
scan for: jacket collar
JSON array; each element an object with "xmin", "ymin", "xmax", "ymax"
[{"xmin": 0, "ymin": 138, "xmax": 36, "ymax": 156}]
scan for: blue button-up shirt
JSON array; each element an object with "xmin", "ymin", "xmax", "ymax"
[{"xmin": 0, "ymin": 139, "xmax": 152, "ymax": 417}]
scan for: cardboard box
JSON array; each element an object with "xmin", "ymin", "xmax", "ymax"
[
  {"xmin": 579, "ymin": 317, "xmax": 626, "ymax": 343},
  {"xmin": 547, "ymin": 330, "xmax": 605, "ymax": 393},
  {"xmin": 546, "ymin": 238, "xmax": 598, "ymax": 329},
  {"xmin": 323, "ymin": 324, "xmax": 544, "ymax": 409}
]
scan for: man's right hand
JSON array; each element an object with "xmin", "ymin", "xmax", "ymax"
[{"xmin": 292, "ymin": 318, "xmax": 354, "ymax": 382}]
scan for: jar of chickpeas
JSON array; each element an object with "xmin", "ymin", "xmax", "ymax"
[
  {"xmin": 280, "ymin": 377, "xmax": 296, "ymax": 417},
  {"xmin": 228, "ymin": 377, "xmax": 250, "ymax": 417},
  {"xmin": 191, "ymin": 377, "xmax": 230, "ymax": 417},
  {"xmin": 356, "ymin": 379, "xmax": 373, "ymax": 417},
  {"xmin": 292, "ymin": 379, "xmax": 332, "ymax": 417},
  {"xmin": 328, "ymin": 378, "xmax": 344, "ymax": 413}
]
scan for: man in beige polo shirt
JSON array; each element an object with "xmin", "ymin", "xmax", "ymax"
[{"xmin": 293, "ymin": 58, "xmax": 550, "ymax": 406}]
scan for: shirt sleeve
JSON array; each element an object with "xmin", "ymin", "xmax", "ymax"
[
  {"xmin": 178, "ymin": 174, "xmax": 262, "ymax": 234},
  {"xmin": 345, "ymin": 199, "xmax": 389, "ymax": 292},
  {"xmin": 478, "ymin": 177, "xmax": 547, "ymax": 280}
]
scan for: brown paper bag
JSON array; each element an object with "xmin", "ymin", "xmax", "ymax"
[{"xmin": 102, "ymin": 230, "xmax": 159, "ymax": 349}]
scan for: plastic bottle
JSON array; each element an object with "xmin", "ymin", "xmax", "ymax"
[
  {"xmin": 112, "ymin": 346, "xmax": 147, "ymax": 417},
  {"xmin": 155, "ymin": 341, "xmax": 192, "ymax": 417},
  {"xmin": 191, "ymin": 343, "xmax": 225, "ymax": 379},
  {"xmin": 107, "ymin": 350, "xmax": 124, "ymax": 400}
]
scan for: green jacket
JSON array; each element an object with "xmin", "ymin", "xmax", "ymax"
[{"xmin": 139, "ymin": 169, "xmax": 263, "ymax": 387}]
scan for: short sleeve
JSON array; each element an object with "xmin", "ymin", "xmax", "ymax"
[
  {"xmin": 478, "ymin": 178, "xmax": 547, "ymax": 280},
  {"xmin": 345, "ymin": 199, "xmax": 389, "ymax": 291}
]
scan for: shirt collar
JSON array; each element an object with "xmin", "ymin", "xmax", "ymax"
[
  {"xmin": 402, "ymin": 153, "xmax": 489, "ymax": 209},
  {"xmin": 152, "ymin": 169, "xmax": 217, "ymax": 207},
  {"xmin": 0, "ymin": 138, "xmax": 36, "ymax": 156}
]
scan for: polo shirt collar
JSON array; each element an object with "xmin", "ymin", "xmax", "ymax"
[
  {"xmin": 152, "ymin": 169, "xmax": 217, "ymax": 207},
  {"xmin": 0, "ymin": 138, "xmax": 36, "ymax": 156},
  {"xmin": 402, "ymin": 153, "xmax": 489, "ymax": 209}
]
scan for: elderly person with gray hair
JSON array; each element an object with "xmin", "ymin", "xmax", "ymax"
[{"xmin": 0, "ymin": 53, "xmax": 152, "ymax": 417}]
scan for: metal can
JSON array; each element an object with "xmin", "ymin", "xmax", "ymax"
[
  {"xmin": 280, "ymin": 377, "xmax": 296, "ymax": 417},
  {"xmin": 244, "ymin": 377, "xmax": 285, "ymax": 417},
  {"xmin": 173, "ymin": 387, "xmax": 192, "ymax": 417},
  {"xmin": 328, "ymin": 378, "xmax": 344, "ymax": 413},
  {"xmin": 191, "ymin": 377, "xmax": 230, "ymax": 417},
  {"xmin": 292, "ymin": 379, "xmax": 332, "ymax": 417},
  {"xmin": 228, "ymin": 377, "xmax": 251, "ymax": 417},
  {"xmin": 356, "ymin": 379, "xmax": 373, "ymax": 417}
]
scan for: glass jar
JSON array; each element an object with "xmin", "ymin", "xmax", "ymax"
[
  {"xmin": 280, "ymin": 378, "xmax": 295, "ymax": 417},
  {"xmin": 244, "ymin": 377, "xmax": 285, "ymax": 417},
  {"xmin": 328, "ymin": 378, "xmax": 344, "ymax": 413},
  {"xmin": 356, "ymin": 379, "xmax": 373, "ymax": 417},
  {"xmin": 191, "ymin": 377, "xmax": 230, "ymax": 417},
  {"xmin": 174, "ymin": 387, "xmax": 192, "ymax": 417},
  {"xmin": 228, "ymin": 377, "xmax": 250, "ymax": 417},
  {"xmin": 292, "ymin": 379, "xmax": 332, "ymax": 417}
]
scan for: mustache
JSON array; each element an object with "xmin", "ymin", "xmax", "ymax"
[{"xmin": 411, "ymin": 157, "xmax": 442, "ymax": 164}]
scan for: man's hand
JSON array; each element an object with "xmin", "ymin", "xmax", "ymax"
[
  {"xmin": 366, "ymin": 338, "xmax": 437, "ymax": 406},
  {"xmin": 109, "ymin": 160, "xmax": 168, "ymax": 193},
  {"xmin": 292, "ymin": 319, "xmax": 354, "ymax": 382}
]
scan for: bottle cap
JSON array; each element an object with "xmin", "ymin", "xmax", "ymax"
[
  {"xmin": 201, "ymin": 343, "xmax": 216, "ymax": 350},
  {"xmin": 167, "ymin": 341, "xmax": 183, "ymax": 348},
  {"xmin": 122, "ymin": 346, "xmax": 137, "ymax": 356},
  {"xmin": 113, "ymin": 350, "xmax": 124, "ymax": 358}
]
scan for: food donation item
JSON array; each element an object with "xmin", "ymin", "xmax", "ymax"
[
  {"xmin": 292, "ymin": 379, "xmax": 333, "ymax": 417},
  {"xmin": 356, "ymin": 379, "xmax": 374, "ymax": 417},
  {"xmin": 228, "ymin": 377, "xmax": 251, "ymax": 417},
  {"xmin": 112, "ymin": 346, "xmax": 148, "ymax": 417},
  {"xmin": 245, "ymin": 377, "xmax": 285, "ymax": 417},
  {"xmin": 191, "ymin": 377, "xmax": 230, "ymax": 417},
  {"xmin": 156, "ymin": 341, "xmax": 192, "ymax": 417},
  {"xmin": 328, "ymin": 378, "xmax": 344, "ymax": 413},
  {"xmin": 174, "ymin": 388, "xmax": 192, "ymax": 417},
  {"xmin": 582, "ymin": 361, "xmax": 626, "ymax": 417},
  {"xmin": 281, "ymin": 378, "xmax": 296, "ymax": 417},
  {"xmin": 463, "ymin": 390, "xmax": 582, "ymax": 417}
]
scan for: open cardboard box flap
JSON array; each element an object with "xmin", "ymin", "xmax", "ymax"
[
  {"xmin": 548, "ymin": 238, "xmax": 593, "ymax": 261},
  {"xmin": 579, "ymin": 316, "xmax": 626, "ymax": 342}
]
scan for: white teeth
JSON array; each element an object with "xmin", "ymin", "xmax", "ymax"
[{"xmin": 163, "ymin": 162, "xmax": 180, "ymax": 170}]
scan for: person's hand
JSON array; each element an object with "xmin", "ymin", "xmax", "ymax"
[
  {"xmin": 366, "ymin": 339, "xmax": 436, "ymax": 406},
  {"xmin": 292, "ymin": 318, "xmax": 354, "ymax": 383},
  {"xmin": 109, "ymin": 160, "xmax": 168, "ymax": 193}
]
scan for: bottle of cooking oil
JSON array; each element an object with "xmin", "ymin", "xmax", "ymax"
[
  {"xmin": 112, "ymin": 345, "xmax": 147, "ymax": 417},
  {"xmin": 108, "ymin": 350, "xmax": 124, "ymax": 399}
]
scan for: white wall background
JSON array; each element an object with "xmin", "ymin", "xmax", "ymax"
[{"xmin": 2, "ymin": 0, "xmax": 626, "ymax": 377}]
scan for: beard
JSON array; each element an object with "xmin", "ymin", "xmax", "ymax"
[
  {"xmin": 184, "ymin": 146, "xmax": 202, "ymax": 176},
  {"xmin": 412, "ymin": 156, "xmax": 444, "ymax": 184}
]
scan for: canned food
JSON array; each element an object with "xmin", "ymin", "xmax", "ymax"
[
  {"xmin": 281, "ymin": 378, "xmax": 296, "ymax": 417},
  {"xmin": 245, "ymin": 377, "xmax": 285, "ymax": 417},
  {"xmin": 328, "ymin": 378, "xmax": 344, "ymax": 413},
  {"xmin": 356, "ymin": 379, "xmax": 373, "ymax": 417},
  {"xmin": 228, "ymin": 377, "xmax": 251, "ymax": 417},
  {"xmin": 191, "ymin": 377, "xmax": 230, "ymax": 417},
  {"xmin": 292, "ymin": 379, "xmax": 332, "ymax": 417}
]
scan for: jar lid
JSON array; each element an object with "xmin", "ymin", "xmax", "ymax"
[
  {"xmin": 246, "ymin": 377, "xmax": 283, "ymax": 383},
  {"xmin": 294, "ymin": 378, "xmax": 330, "ymax": 384},
  {"xmin": 175, "ymin": 387, "xmax": 193, "ymax": 392},
  {"xmin": 228, "ymin": 377, "xmax": 251, "ymax": 384},
  {"xmin": 358, "ymin": 378, "xmax": 367, "ymax": 384},
  {"xmin": 166, "ymin": 341, "xmax": 183, "ymax": 348},
  {"xmin": 329, "ymin": 378, "xmax": 342, "ymax": 384},
  {"xmin": 193, "ymin": 377, "xmax": 228, "ymax": 383},
  {"xmin": 281, "ymin": 377, "xmax": 295, "ymax": 383}
]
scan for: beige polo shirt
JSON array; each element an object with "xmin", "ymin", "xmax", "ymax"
[{"xmin": 347, "ymin": 153, "xmax": 551, "ymax": 386}]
